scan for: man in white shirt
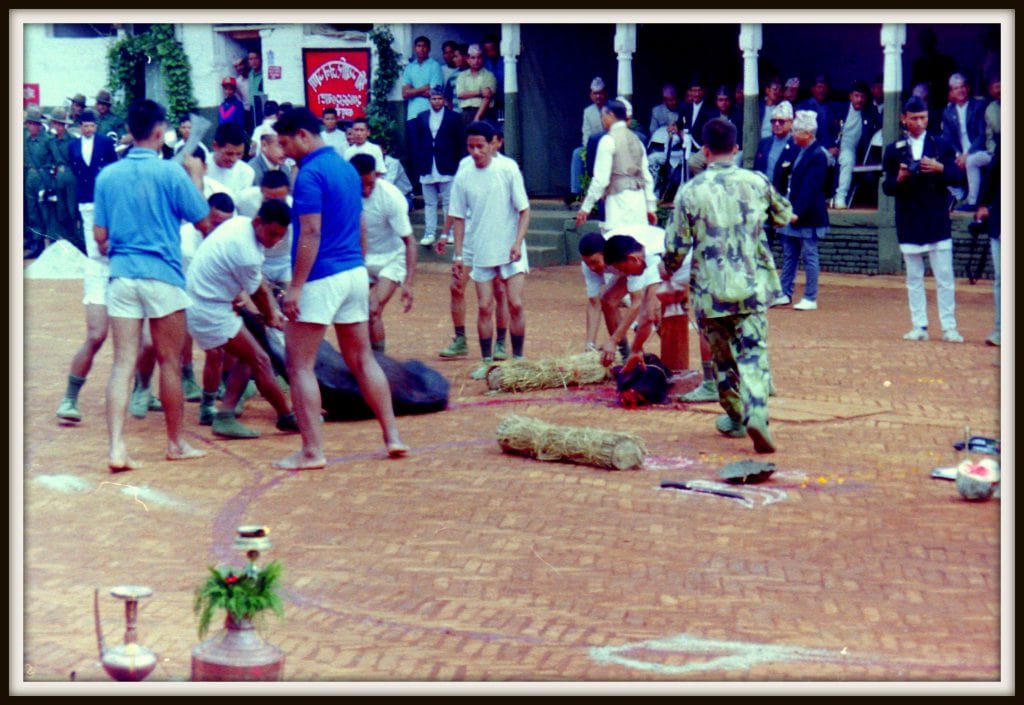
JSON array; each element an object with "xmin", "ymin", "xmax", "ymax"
[
  {"xmin": 449, "ymin": 121, "xmax": 531, "ymax": 380},
  {"xmin": 206, "ymin": 122, "xmax": 256, "ymax": 199},
  {"xmin": 576, "ymin": 99, "xmax": 657, "ymax": 234},
  {"xmin": 235, "ymin": 170, "xmax": 293, "ymax": 291},
  {"xmin": 350, "ymin": 154, "xmax": 417, "ymax": 355},
  {"xmin": 343, "ymin": 117, "xmax": 386, "ymax": 174},
  {"xmin": 185, "ymin": 200, "xmax": 298, "ymax": 438},
  {"xmin": 320, "ymin": 107, "xmax": 347, "ymax": 156}
]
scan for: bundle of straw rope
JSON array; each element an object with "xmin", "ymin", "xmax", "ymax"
[
  {"xmin": 486, "ymin": 351, "xmax": 609, "ymax": 392},
  {"xmin": 496, "ymin": 415, "xmax": 646, "ymax": 471}
]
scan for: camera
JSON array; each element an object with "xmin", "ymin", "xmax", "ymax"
[{"xmin": 906, "ymin": 159, "xmax": 922, "ymax": 174}]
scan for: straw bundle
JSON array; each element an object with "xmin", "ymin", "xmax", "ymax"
[
  {"xmin": 486, "ymin": 351, "xmax": 609, "ymax": 392},
  {"xmin": 496, "ymin": 415, "xmax": 646, "ymax": 471}
]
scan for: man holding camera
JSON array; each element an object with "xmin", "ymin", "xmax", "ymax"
[{"xmin": 881, "ymin": 96, "xmax": 963, "ymax": 343}]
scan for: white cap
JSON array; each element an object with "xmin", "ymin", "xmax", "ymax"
[
  {"xmin": 590, "ymin": 76, "xmax": 606, "ymax": 91},
  {"xmin": 793, "ymin": 110, "xmax": 818, "ymax": 133},
  {"xmin": 771, "ymin": 101, "xmax": 794, "ymax": 120}
]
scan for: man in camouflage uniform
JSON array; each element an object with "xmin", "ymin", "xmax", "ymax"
[
  {"xmin": 24, "ymin": 106, "xmax": 55, "ymax": 259},
  {"xmin": 47, "ymin": 108, "xmax": 80, "ymax": 248},
  {"xmin": 664, "ymin": 117, "xmax": 794, "ymax": 453}
]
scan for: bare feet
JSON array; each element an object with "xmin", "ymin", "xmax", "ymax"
[
  {"xmin": 386, "ymin": 441, "xmax": 409, "ymax": 458},
  {"xmin": 166, "ymin": 440, "xmax": 207, "ymax": 461},
  {"xmin": 108, "ymin": 456, "xmax": 143, "ymax": 473},
  {"xmin": 273, "ymin": 450, "xmax": 327, "ymax": 470}
]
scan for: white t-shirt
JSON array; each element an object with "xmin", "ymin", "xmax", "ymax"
[
  {"xmin": 449, "ymin": 155, "xmax": 530, "ymax": 268},
  {"xmin": 205, "ymin": 154, "xmax": 256, "ymax": 199},
  {"xmin": 363, "ymin": 178, "xmax": 413, "ymax": 257},
  {"xmin": 321, "ymin": 128, "xmax": 348, "ymax": 156},
  {"xmin": 235, "ymin": 187, "xmax": 293, "ymax": 284},
  {"xmin": 186, "ymin": 216, "xmax": 264, "ymax": 303},
  {"xmin": 180, "ymin": 177, "xmax": 232, "ymax": 272},
  {"xmin": 344, "ymin": 141, "xmax": 386, "ymax": 174}
]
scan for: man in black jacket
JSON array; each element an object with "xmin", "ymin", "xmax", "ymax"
[
  {"xmin": 413, "ymin": 88, "xmax": 465, "ymax": 247},
  {"xmin": 881, "ymin": 96, "xmax": 964, "ymax": 343}
]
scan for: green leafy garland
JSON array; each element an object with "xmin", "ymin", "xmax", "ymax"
[
  {"xmin": 367, "ymin": 25, "xmax": 404, "ymax": 153},
  {"xmin": 193, "ymin": 560, "xmax": 284, "ymax": 638},
  {"xmin": 107, "ymin": 24, "xmax": 197, "ymax": 123}
]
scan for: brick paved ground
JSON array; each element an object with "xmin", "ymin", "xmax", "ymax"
[{"xmin": 16, "ymin": 264, "xmax": 1009, "ymax": 693}]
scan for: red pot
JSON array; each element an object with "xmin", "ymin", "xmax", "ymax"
[{"xmin": 191, "ymin": 615, "xmax": 284, "ymax": 681}]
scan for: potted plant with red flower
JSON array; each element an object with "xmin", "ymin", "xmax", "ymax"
[{"xmin": 191, "ymin": 526, "xmax": 286, "ymax": 681}]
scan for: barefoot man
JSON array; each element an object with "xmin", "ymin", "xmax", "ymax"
[
  {"xmin": 272, "ymin": 107, "xmax": 407, "ymax": 469},
  {"xmin": 93, "ymin": 99, "xmax": 212, "ymax": 470}
]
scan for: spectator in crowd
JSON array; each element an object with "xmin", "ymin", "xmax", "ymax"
[
  {"xmin": 649, "ymin": 83, "xmax": 680, "ymax": 137},
  {"xmin": 798, "ymin": 73, "xmax": 841, "ymax": 157},
  {"xmin": 481, "ymin": 33, "xmax": 504, "ymax": 116},
  {"xmin": 441, "ymin": 39, "xmax": 459, "ymax": 87},
  {"xmin": 870, "ymin": 74, "xmax": 885, "ymax": 119},
  {"xmin": 975, "ymin": 142, "xmax": 1000, "ymax": 348},
  {"xmin": 250, "ymin": 99, "xmax": 281, "ymax": 154},
  {"xmin": 55, "ymin": 109, "xmax": 121, "ymax": 424},
  {"xmin": 881, "ymin": 96, "xmax": 964, "ymax": 343},
  {"xmin": 455, "ymin": 43, "xmax": 497, "ymax": 128},
  {"xmin": 576, "ymin": 99, "xmax": 657, "ymax": 234},
  {"xmin": 46, "ymin": 107, "xmax": 79, "ymax": 245},
  {"xmin": 343, "ymin": 117, "xmax": 386, "ymax": 174},
  {"xmin": 320, "ymin": 106, "xmax": 348, "ymax": 155},
  {"xmin": 381, "ymin": 144, "xmax": 414, "ymax": 212},
  {"xmin": 94, "ymin": 90, "xmax": 126, "ymax": 142},
  {"xmin": 832, "ymin": 80, "xmax": 882, "ymax": 209},
  {"xmin": 753, "ymin": 101, "xmax": 796, "ymax": 254},
  {"xmin": 68, "ymin": 93, "xmax": 87, "ymax": 127},
  {"xmin": 247, "ymin": 50, "xmax": 263, "ymax": 98},
  {"xmin": 983, "ymin": 75, "xmax": 1000, "ymax": 155},
  {"xmin": 681, "ymin": 76, "xmax": 711, "ymax": 151},
  {"xmin": 217, "ymin": 76, "xmax": 246, "ymax": 132},
  {"xmin": 272, "ymin": 107, "xmax": 407, "ymax": 468},
  {"xmin": 664, "ymin": 118, "xmax": 794, "ymax": 454},
  {"xmin": 413, "ymin": 87, "xmax": 465, "ymax": 247},
  {"xmin": 206, "ymin": 122, "xmax": 255, "ymax": 199},
  {"xmin": 782, "ymin": 76, "xmax": 801, "ymax": 105},
  {"xmin": 350, "ymin": 153, "xmax": 417, "ymax": 354},
  {"xmin": 759, "ymin": 77, "xmax": 783, "ymax": 139},
  {"xmin": 567, "ymin": 76, "xmax": 608, "ymax": 207},
  {"xmin": 401, "ymin": 34, "xmax": 445, "ymax": 182},
  {"xmin": 23, "ymin": 106, "xmax": 53, "ymax": 259},
  {"xmin": 776, "ymin": 110, "xmax": 830, "ymax": 311},
  {"xmin": 940, "ymin": 72, "xmax": 990, "ymax": 209},
  {"xmin": 172, "ymin": 117, "xmax": 209, "ymax": 162},
  {"xmin": 443, "ymin": 43, "xmax": 468, "ymax": 113},
  {"xmin": 248, "ymin": 131, "xmax": 292, "ymax": 188}
]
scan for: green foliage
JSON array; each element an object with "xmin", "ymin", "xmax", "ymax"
[
  {"xmin": 367, "ymin": 25, "xmax": 404, "ymax": 153},
  {"xmin": 193, "ymin": 561, "xmax": 284, "ymax": 638},
  {"xmin": 107, "ymin": 24, "xmax": 197, "ymax": 123}
]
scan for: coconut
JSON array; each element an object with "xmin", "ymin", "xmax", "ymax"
[{"xmin": 955, "ymin": 457, "xmax": 1000, "ymax": 501}]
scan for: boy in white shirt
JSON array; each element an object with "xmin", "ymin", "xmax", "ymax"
[
  {"xmin": 205, "ymin": 122, "xmax": 255, "ymax": 199},
  {"xmin": 350, "ymin": 153, "xmax": 417, "ymax": 354},
  {"xmin": 449, "ymin": 121, "xmax": 531, "ymax": 379},
  {"xmin": 343, "ymin": 117, "xmax": 386, "ymax": 174},
  {"xmin": 185, "ymin": 199, "xmax": 299, "ymax": 439}
]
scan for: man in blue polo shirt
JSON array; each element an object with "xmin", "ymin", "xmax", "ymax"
[
  {"xmin": 272, "ymin": 107, "xmax": 407, "ymax": 469},
  {"xmin": 93, "ymin": 99, "xmax": 212, "ymax": 472}
]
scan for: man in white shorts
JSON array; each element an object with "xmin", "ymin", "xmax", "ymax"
[
  {"xmin": 594, "ymin": 223, "xmax": 666, "ymax": 367},
  {"xmin": 185, "ymin": 199, "xmax": 299, "ymax": 439},
  {"xmin": 576, "ymin": 231, "xmax": 632, "ymax": 360},
  {"xmin": 350, "ymin": 153, "xmax": 417, "ymax": 354},
  {"xmin": 272, "ymin": 107, "xmax": 407, "ymax": 469},
  {"xmin": 94, "ymin": 99, "xmax": 212, "ymax": 471},
  {"xmin": 449, "ymin": 120, "xmax": 531, "ymax": 380},
  {"xmin": 600, "ymin": 233, "xmax": 665, "ymax": 370}
]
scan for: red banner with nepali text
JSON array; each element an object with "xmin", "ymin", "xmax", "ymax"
[{"xmin": 302, "ymin": 48, "xmax": 371, "ymax": 121}]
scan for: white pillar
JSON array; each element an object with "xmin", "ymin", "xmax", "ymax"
[
  {"xmin": 880, "ymin": 23, "xmax": 906, "ymax": 138},
  {"xmin": 739, "ymin": 24, "xmax": 762, "ymax": 168},
  {"xmin": 614, "ymin": 23, "xmax": 636, "ymax": 100},
  {"xmin": 500, "ymin": 23, "xmax": 520, "ymax": 95}
]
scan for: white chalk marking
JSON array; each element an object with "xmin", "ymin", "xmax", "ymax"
[
  {"xmin": 32, "ymin": 474, "xmax": 92, "ymax": 493},
  {"xmin": 531, "ymin": 547, "xmax": 562, "ymax": 574},
  {"xmin": 590, "ymin": 633, "xmax": 843, "ymax": 674}
]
